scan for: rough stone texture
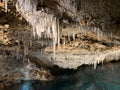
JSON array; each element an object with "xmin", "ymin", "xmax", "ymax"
[
  {"xmin": 35, "ymin": 0, "xmax": 120, "ymax": 37},
  {"xmin": 36, "ymin": 0, "xmax": 120, "ymax": 69},
  {"xmin": 42, "ymin": 35, "xmax": 120, "ymax": 69},
  {"xmin": 0, "ymin": 55, "xmax": 54, "ymax": 89},
  {"xmin": 57, "ymin": 0, "xmax": 120, "ymax": 37},
  {"xmin": 0, "ymin": 0, "xmax": 120, "ymax": 71}
]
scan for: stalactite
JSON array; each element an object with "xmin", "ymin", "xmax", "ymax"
[
  {"xmin": 4, "ymin": 0, "xmax": 8, "ymax": 12},
  {"xmin": 16, "ymin": 42, "xmax": 20, "ymax": 55},
  {"xmin": 23, "ymin": 40, "xmax": 29, "ymax": 56},
  {"xmin": 72, "ymin": 32, "xmax": 75, "ymax": 41},
  {"xmin": 52, "ymin": 18, "xmax": 57, "ymax": 57},
  {"xmin": 0, "ymin": 0, "xmax": 8, "ymax": 12},
  {"xmin": 57, "ymin": 19, "xmax": 60, "ymax": 46},
  {"xmin": 67, "ymin": 32, "xmax": 70, "ymax": 42},
  {"xmin": 63, "ymin": 36, "xmax": 66, "ymax": 48},
  {"xmin": 29, "ymin": 38, "xmax": 33, "ymax": 48},
  {"xmin": 92, "ymin": 50, "xmax": 120, "ymax": 69},
  {"xmin": 16, "ymin": 0, "xmax": 60, "ymax": 56}
]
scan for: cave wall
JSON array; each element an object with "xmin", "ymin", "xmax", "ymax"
[
  {"xmin": 55, "ymin": 0, "xmax": 120, "ymax": 37},
  {"xmin": 1, "ymin": 0, "xmax": 120, "ymax": 37},
  {"xmin": 0, "ymin": 0, "xmax": 120, "ymax": 69}
]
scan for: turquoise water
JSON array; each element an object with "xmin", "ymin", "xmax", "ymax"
[{"xmin": 4, "ymin": 62, "xmax": 120, "ymax": 90}]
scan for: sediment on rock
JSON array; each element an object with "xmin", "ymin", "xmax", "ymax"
[{"xmin": 0, "ymin": 0, "xmax": 120, "ymax": 70}]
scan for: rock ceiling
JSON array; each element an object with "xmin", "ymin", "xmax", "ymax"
[{"xmin": 0, "ymin": 0, "xmax": 120, "ymax": 69}]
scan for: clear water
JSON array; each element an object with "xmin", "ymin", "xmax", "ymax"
[{"xmin": 4, "ymin": 62, "xmax": 120, "ymax": 90}]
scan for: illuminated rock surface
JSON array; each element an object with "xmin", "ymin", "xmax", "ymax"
[
  {"xmin": 0, "ymin": 0, "xmax": 120, "ymax": 88},
  {"xmin": 3, "ymin": 62, "xmax": 120, "ymax": 90}
]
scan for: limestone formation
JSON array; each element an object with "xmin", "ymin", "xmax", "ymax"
[{"xmin": 0, "ymin": 1, "xmax": 120, "ymax": 86}]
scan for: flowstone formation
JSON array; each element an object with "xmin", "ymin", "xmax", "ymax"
[{"xmin": 0, "ymin": 0, "xmax": 120, "ymax": 70}]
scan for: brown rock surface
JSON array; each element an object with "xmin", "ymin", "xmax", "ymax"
[{"xmin": 0, "ymin": 0, "xmax": 119, "ymax": 83}]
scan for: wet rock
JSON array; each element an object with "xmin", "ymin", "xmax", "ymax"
[
  {"xmin": 0, "ymin": 55, "xmax": 54, "ymax": 88},
  {"xmin": 0, "ymin": 0, "xmax": 120, "ymax": 84}
]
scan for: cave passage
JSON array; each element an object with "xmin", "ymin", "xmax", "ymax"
[{"xmin": 0, "ymin": 0, "xmax": 120, "ymax": 90}]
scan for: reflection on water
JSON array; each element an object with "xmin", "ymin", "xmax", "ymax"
[
  {"xmin": 4, "ymin": 62, "xmax": 120, "ymax": 90},
  {"xmin": 21, "ymin": 82, "xmax": 33, "ymax": 90}
]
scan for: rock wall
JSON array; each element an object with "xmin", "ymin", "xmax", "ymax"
[{"xmin": 0, "ymin": 0, "xmax": 120, "ymax": 70}]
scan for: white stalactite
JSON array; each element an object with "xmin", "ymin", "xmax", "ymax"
[
  {"xmin": 57, "ymin": 19, "xmax": 60, "ymax": 46},
  {"xmin": 52, "ymin": 18, "xmax": 57, "ymax": 57},
  {"xmin": 16, "ymin": 0, "xmax": 60, "ymax": 56},
  {"xmin": 4, "ymin": 0, "xmax": 8, "ymax": 12}
]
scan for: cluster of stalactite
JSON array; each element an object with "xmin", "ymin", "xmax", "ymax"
[
  {"xmin": 16, "ymin": 0, "xmax": 60, "ymax": 56},
  {"xmin": 1, "ymin": 0, "xmax": 120, "ymax": 57},
  {"xmin": 58, "ymin": 0, "xmax": 120, "ymax": 38},
  {"xmin": 2, "ymin": 0, "xmax": 120, "ymax": 38}
]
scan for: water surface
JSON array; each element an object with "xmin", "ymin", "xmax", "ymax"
[{"xmin": 4, "ymin": 62, "xmax": 120, "ymax": 90}]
